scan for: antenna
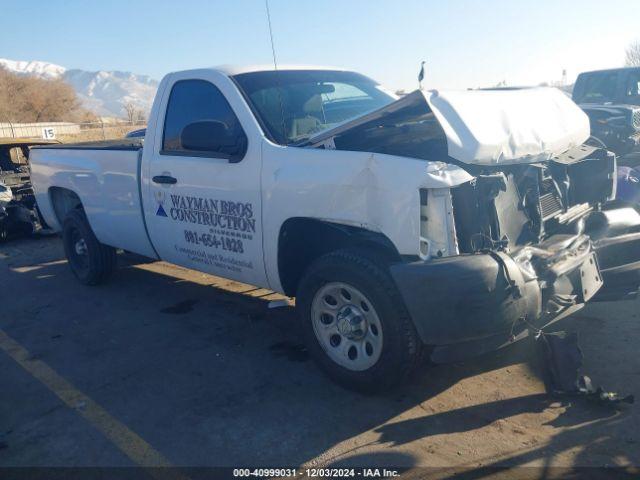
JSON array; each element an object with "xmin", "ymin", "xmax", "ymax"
[
  {"xmin": 264, "ymin": 0, "xmax": 287, "ymax": 143},
  {"xmin": 265, "ymin": 0, "xmax": 279, "ymax": 70}
]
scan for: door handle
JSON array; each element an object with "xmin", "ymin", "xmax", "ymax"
[{"xmin": 152, "ymin": 175, "xmax": 177, "ymax": 185}]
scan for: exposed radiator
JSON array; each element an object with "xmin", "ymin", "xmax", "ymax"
[{"xmin": 538, "ymin": 177, "xmax": 563, "ymax": 220}]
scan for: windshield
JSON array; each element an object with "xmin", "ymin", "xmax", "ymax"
[{"xmin": 232, "ymin": 70, "xmax": 395, "ymax": 145}]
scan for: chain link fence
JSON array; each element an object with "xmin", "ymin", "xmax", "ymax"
[{"xmin": 0, "ymin": 120, "xmax": 146, "ymax": 143}]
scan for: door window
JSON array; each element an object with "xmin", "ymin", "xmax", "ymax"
[{"xmin": 162, "ymin": 80, "xmax": 247, "ymax": 160}]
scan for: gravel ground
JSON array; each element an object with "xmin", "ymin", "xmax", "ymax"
[{"xmin": 1, "ymin": 236, "xmax": 639, "ymax": 476}]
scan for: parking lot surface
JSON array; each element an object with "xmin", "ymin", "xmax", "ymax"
[{"xmin": 1, "ymin": 237, "xmax": 639, "ymax": 474}]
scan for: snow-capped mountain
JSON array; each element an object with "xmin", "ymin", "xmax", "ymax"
[
  {"xmin": 0, "ymin": 58, "xmax": 158, "ymax": 118},
  {"xmin": 0, "ymin": 59, "xmax": 66, "ymax": 79}
]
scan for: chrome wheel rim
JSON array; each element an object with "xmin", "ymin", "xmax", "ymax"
[
  {"xmin": 67, "ymin": 227, "xmax": 89, "ymax": 274},
  {"xmin": 311, "ymin": 282, "xmax": 383, "ymax": 371},
  {"xmin": 75, "ymin": 238, "xmax": 88, "ymax": 256}
]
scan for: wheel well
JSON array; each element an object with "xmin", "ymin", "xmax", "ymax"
[
  {"xmin": 49, "ymin": 187, "xmax": 83, "ymax": 225},
  {"xmin": 277, "ymin": 218, "xmax": 400, "ymax": 296}
]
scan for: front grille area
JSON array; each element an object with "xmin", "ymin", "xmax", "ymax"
[{"xmin": 633, "ymin": 109, "xmax": 640, "ymax": 129}]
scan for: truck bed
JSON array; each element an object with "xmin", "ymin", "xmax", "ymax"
[{"xmin": 29, "ymin": 142, "xmax": 156, "ymax": 258}]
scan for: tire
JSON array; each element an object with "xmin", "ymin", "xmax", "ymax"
[
  {"xmin": 296, "ymin": 248, "xmax": 423, "ymax": 393},
  {"xmin": 62, "ymin": 209, "xmax": 117, "ymax": 285}
]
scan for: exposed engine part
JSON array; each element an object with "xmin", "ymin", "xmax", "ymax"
[
  {"xmin": 586, "ymin": 207, "xmax": 640, "ymax": 240},
  {"xmin": 451, "ymin": 147, "xmax": 616, "ymax": 255}
]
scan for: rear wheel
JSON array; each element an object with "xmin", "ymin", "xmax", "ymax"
[
  {"xmin": 297, "ymin": 249, "xmax": 423, "ymax": 393},
  {"xmin": 62, "ymin": 209, "xmax": 117, "ymax": 285}
]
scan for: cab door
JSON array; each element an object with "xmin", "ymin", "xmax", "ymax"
[{"xmin": 144, "ymin": 72, "xmax": 268, "ymax": 288}]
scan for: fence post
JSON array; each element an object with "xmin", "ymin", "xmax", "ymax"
[{"xmin": 101, "ymin": 120, "xmax": 106, "ymax": 140}]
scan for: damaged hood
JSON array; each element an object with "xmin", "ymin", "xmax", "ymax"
[
  {"xmin": 307, "ymin": 87, "xmax": 590, "ymax": 166},
  {"xmin": 425, "ymin": 88, "xmax": 590, "ymax": 165}
]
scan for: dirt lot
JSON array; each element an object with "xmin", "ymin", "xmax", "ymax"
[{"xmin": 1, "ymin": 236, "xmax": 639, "ymax": 476}]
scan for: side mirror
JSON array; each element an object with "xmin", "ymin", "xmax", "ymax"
[{"xmin": 180, "ymin": 120, "xmax": 246, "ymax": 161}]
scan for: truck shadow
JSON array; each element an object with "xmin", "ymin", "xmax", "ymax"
[
  {"xmin": 417, "ymin": 410, "xmax": 637, "ymax": 479},
  {"xmin": 1, "ymin": 238, "xmax": 637, "ymax": 469}
]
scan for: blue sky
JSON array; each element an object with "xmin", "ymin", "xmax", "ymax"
[{"xmin": 1, "ymin": 0, "xmax": 638, "ymax": 90}]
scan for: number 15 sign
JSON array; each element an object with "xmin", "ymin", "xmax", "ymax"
[{"xmin": 42, "ymin": 127, "xmax": 56, "ymax": 140}]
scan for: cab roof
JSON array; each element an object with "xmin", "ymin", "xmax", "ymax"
[{"xmin": 207, "ymin": 64, "xmax": 353, "ymax": 77}]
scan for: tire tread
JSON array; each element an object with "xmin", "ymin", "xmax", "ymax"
[
  {"xmin": 63, "ymin": 209, "xmax": 117, "ymax": 285},
  {"xmin": 297, "ymin": 248, "xmax": 423, "ymax": 393}
]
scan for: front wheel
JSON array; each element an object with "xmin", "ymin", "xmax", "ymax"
[
  {"xmin": 62, "ymin": 209, "xmax": 117, "ymax": 285},
  {"xmin": 296, "ymin": 249, "xmax": 423, "ymax": 393}
]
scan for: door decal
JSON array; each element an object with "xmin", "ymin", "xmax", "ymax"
[
  {"xmin": 155, "ymin": 190, "xmax": 169, "ymax": 217},
  {"xmin": 153, "ymin": 189, "xmax": 257, "ymax": 275}
]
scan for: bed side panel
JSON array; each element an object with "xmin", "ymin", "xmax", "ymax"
[{"xmin": 30, "ymin": 147, "xmax": 156, "ymax": 257}]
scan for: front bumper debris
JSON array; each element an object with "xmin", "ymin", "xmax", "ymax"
[
  {"xmin": 390, "ymin": 252, "xmax": 541, "ymax": 346},
  {"xmin": 536, "ymin": 330, "xmax": 634, "ymax": 406},
  {"xmin": 389, "ymin": 208, "xmax": 640, "ymax": 358}
]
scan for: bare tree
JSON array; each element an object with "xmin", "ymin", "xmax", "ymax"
[
  {"xmin": 625, "ymin": 40, "xmax": 640, "ymax": 67},
  {"xmin": 0, "ymin": 67, "xmax": 91, "ymax": 122},
  {"xmin": 27, "ymin": 78, "xmax": 80, "ymax": 122},
  {"xmin": 123, "ymin": 103, "xmax": 147, "ymax": 124},
  {"xmin": 135, "ymin": 109, "xmax": 147, "ymax": 123},
  {"xmin": 123, "ymin": 102, "xmax": 140, "ymax": 123}
]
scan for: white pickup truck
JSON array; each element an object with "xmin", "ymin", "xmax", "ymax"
[{"xmin": 30, "ymin": 66, "xmax": 640, "ymax": 392}]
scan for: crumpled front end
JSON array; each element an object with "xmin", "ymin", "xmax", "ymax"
[
  {"xmin": 305, "ymin": 84, "xmax": 640, "ymax": 361},
  {"xmin": 390, "ymin": 144, "xmax": 640, "ymax": 361}
]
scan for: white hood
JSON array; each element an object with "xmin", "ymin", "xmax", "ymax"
[{"xmin": 423, "ymin": 87, "xmax": 590, "ymax": 166}]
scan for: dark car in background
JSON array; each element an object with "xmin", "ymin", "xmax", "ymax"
[
  {"xmin": 125, "ymin": 128, "xmax": 146, "ymax": 138},
  {"xmin": 573, "ymin": 67, "xmax": 640, "ymax": 156}
]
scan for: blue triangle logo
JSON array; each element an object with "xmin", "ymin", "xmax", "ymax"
[{"xmin": 156, "ymin": 204, "xmax": 168, "ymax": 217}]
